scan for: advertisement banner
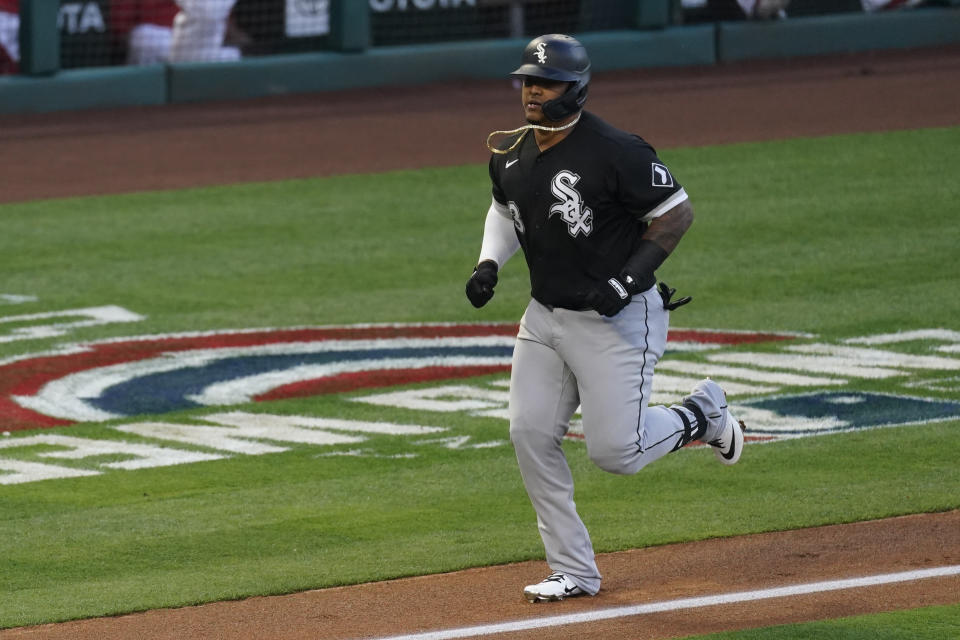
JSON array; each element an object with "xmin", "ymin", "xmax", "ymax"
[{"xmin": 286, "ymin": 0, "xmax": 330, "ymax": 37}]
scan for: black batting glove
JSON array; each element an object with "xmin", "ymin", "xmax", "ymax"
[
  {"xmin": 585, "ymin": 276, "xmax": 632, "ymax": 317},
  {"xmin": 658, "ymin": 281, "xmax": 693, "ymax": 311},
  {"xmin": 465, "ymin": 260, "xmax": 499, "ymax": 308}
]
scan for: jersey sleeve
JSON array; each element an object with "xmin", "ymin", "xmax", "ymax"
[
  {"xmin": 478, "ymin": 198, "xmax": 520, "ymax": 268},
  {"xmin": 617, "ymin": 137, "xmax": 688, "ymax": 222},
  {"xmin": 489, "ymin": 155, "xmax": 508, "ymax": 205}
]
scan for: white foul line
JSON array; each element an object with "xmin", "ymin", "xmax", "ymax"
[{"xmin": 370, "ymin": 565, "xmax": 960, "ymax": 640}]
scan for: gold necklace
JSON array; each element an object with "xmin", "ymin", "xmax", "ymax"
[{"xmin": 486, "ymin": 113, "xmax": 581, "ymax": 154}]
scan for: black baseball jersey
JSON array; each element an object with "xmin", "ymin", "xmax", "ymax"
[{"xmin": 490, "ymin": 110, "xmax": 686, "ymax": 310}]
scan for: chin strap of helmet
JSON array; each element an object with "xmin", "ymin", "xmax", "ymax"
[{"xmin": 485, "ymin": 113, "xmax": 581, "ymax": 154}]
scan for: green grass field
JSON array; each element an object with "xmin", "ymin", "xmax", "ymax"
[
  {"xmin": 0, "ymin": 127, "xmax": 958, "ymax": 631},
  {"xmin": 690, "ymin": 604, "xmax": 960, "ymax": 640}
]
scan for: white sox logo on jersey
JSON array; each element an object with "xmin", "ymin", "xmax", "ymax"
[
  {"xmin": 652, "ymin": 163, "xmax": 675, "ymax": 188},
  {"xmin": 535, "ymin": 42, "xmax": 547, "ymax": 64},
  {"xmin": 549, "ymin": 170, "xmax": 593, "ymax": 237},
  {"xmin": 508, "ymin": 201, "xmax": 525, "ymax": 234}
]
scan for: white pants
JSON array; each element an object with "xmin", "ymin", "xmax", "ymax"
[
  {"xmin": 127, "ymin": 24, "xmax": 173, "ymax": 65},
  {"xmin": 0, "ymin": 11, "xmax": 19, "ymax": 62},
  {"xmin": 170, "ymin": 0, "xmax": 240, "ymax": 63},
  {"xmin": 509, "ymin": 287, "xmax": 694, "ymax": 594}
]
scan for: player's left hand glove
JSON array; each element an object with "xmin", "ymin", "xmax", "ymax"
[
  {"xmin": 465, "ymin": 260, "xmax": 499, "ymax": 308},
  {"xmin": 585, "ymin": 276, "xmax": 632, "ymax": 317}
]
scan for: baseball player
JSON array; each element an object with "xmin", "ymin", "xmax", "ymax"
[{"xmin": 465, "ymin": 34, "xmax": 745, "ymax": 603}]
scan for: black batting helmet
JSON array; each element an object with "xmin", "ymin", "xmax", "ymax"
[{"xmin": 511, "ymin": 34, "xmax": 591, "ymax": 121}]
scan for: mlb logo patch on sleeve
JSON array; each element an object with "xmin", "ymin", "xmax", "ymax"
[{"xmin": 652, "ymin": 163, "xmax": 674, "ymax": 188}]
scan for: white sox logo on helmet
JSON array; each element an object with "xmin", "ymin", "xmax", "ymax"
[
  {"xmin": 535, "ymin": 42, "xmax": 547, "ymax": 64},
  {"xmin": 549, "ymin": 170, "xmax": 593, "ymax": 237}
]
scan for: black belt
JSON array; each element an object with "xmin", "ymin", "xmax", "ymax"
[{"xmin": 537, "ymin": 299, "xmax": 592, "ymax": 312}]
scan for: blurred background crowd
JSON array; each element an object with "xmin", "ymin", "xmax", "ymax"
[{"xmin": 0, "ymin": 0, "xmax": 933, "ymax": 75}]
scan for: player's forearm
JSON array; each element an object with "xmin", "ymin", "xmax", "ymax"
[
  {"xmin": 643, "ymin": 200, "xmax": 693, "ymax": 254},
  {"xmin": 478, "ymin": 198, "xmax": 521, "ymax": 268},
  {"xmin": 620, "ymin": 201, "xmax": 694, "ymax": 291}
]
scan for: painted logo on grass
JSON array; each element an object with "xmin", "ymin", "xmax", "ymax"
[
  {"xmin": 2, "ymin": 324, "xmax": 959, "ymax": 485},
  {"xmin": 735, "ymin": 391, "xmax": 960, "ymax": 438},
  {"xmin": 0, "ymin": 324, "xmax": 793, "ymax": 431},
  {"xmin": 0, "ymin": 324, "xmax": 512, "ymax": 431}
]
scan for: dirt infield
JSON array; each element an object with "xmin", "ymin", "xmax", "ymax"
[
  {"xmin": 3, "ymin": 45, "xmax": 960, "ymax": 204},
  {"xmin": 4, "ymin": 511, "xmax": 958, "ymax": 640},
  {"xmin": 2, "ymin": 44, "xmax": 959, "ymax": 639}
]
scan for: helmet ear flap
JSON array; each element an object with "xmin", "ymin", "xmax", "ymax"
[{"xmin": 541, "ymin": 82, "xmax": 588, "ymax": 122}]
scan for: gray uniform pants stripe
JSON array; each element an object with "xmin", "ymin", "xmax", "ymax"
[{"xmin": 509, "ymin": 287, "xmax": 688, "ymax": 595}]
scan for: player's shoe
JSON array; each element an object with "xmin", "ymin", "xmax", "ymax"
[
  {"xmin": 684, "ymin": 379, "xmax": 745, "ymax": 465},
  {"xmin": 708, "ymin": 402, "xmax": 745, "ymax": 465},
  {"xmin": 523, "ymin": 572, "xmax": 585, "ymax": 603}
]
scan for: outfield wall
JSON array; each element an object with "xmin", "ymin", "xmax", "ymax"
[{"xmin": 1, "ymin": 7, "xmax": 959, "ymax": 114}]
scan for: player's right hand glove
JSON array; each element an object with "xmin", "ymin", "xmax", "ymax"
[
  {"xmin": 585, "ymin": 276, "xmax": 632, "ymax": 317},
  {"xmin": 465, "ymin": 260, "xmax": 499, "ymax": 308}
]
